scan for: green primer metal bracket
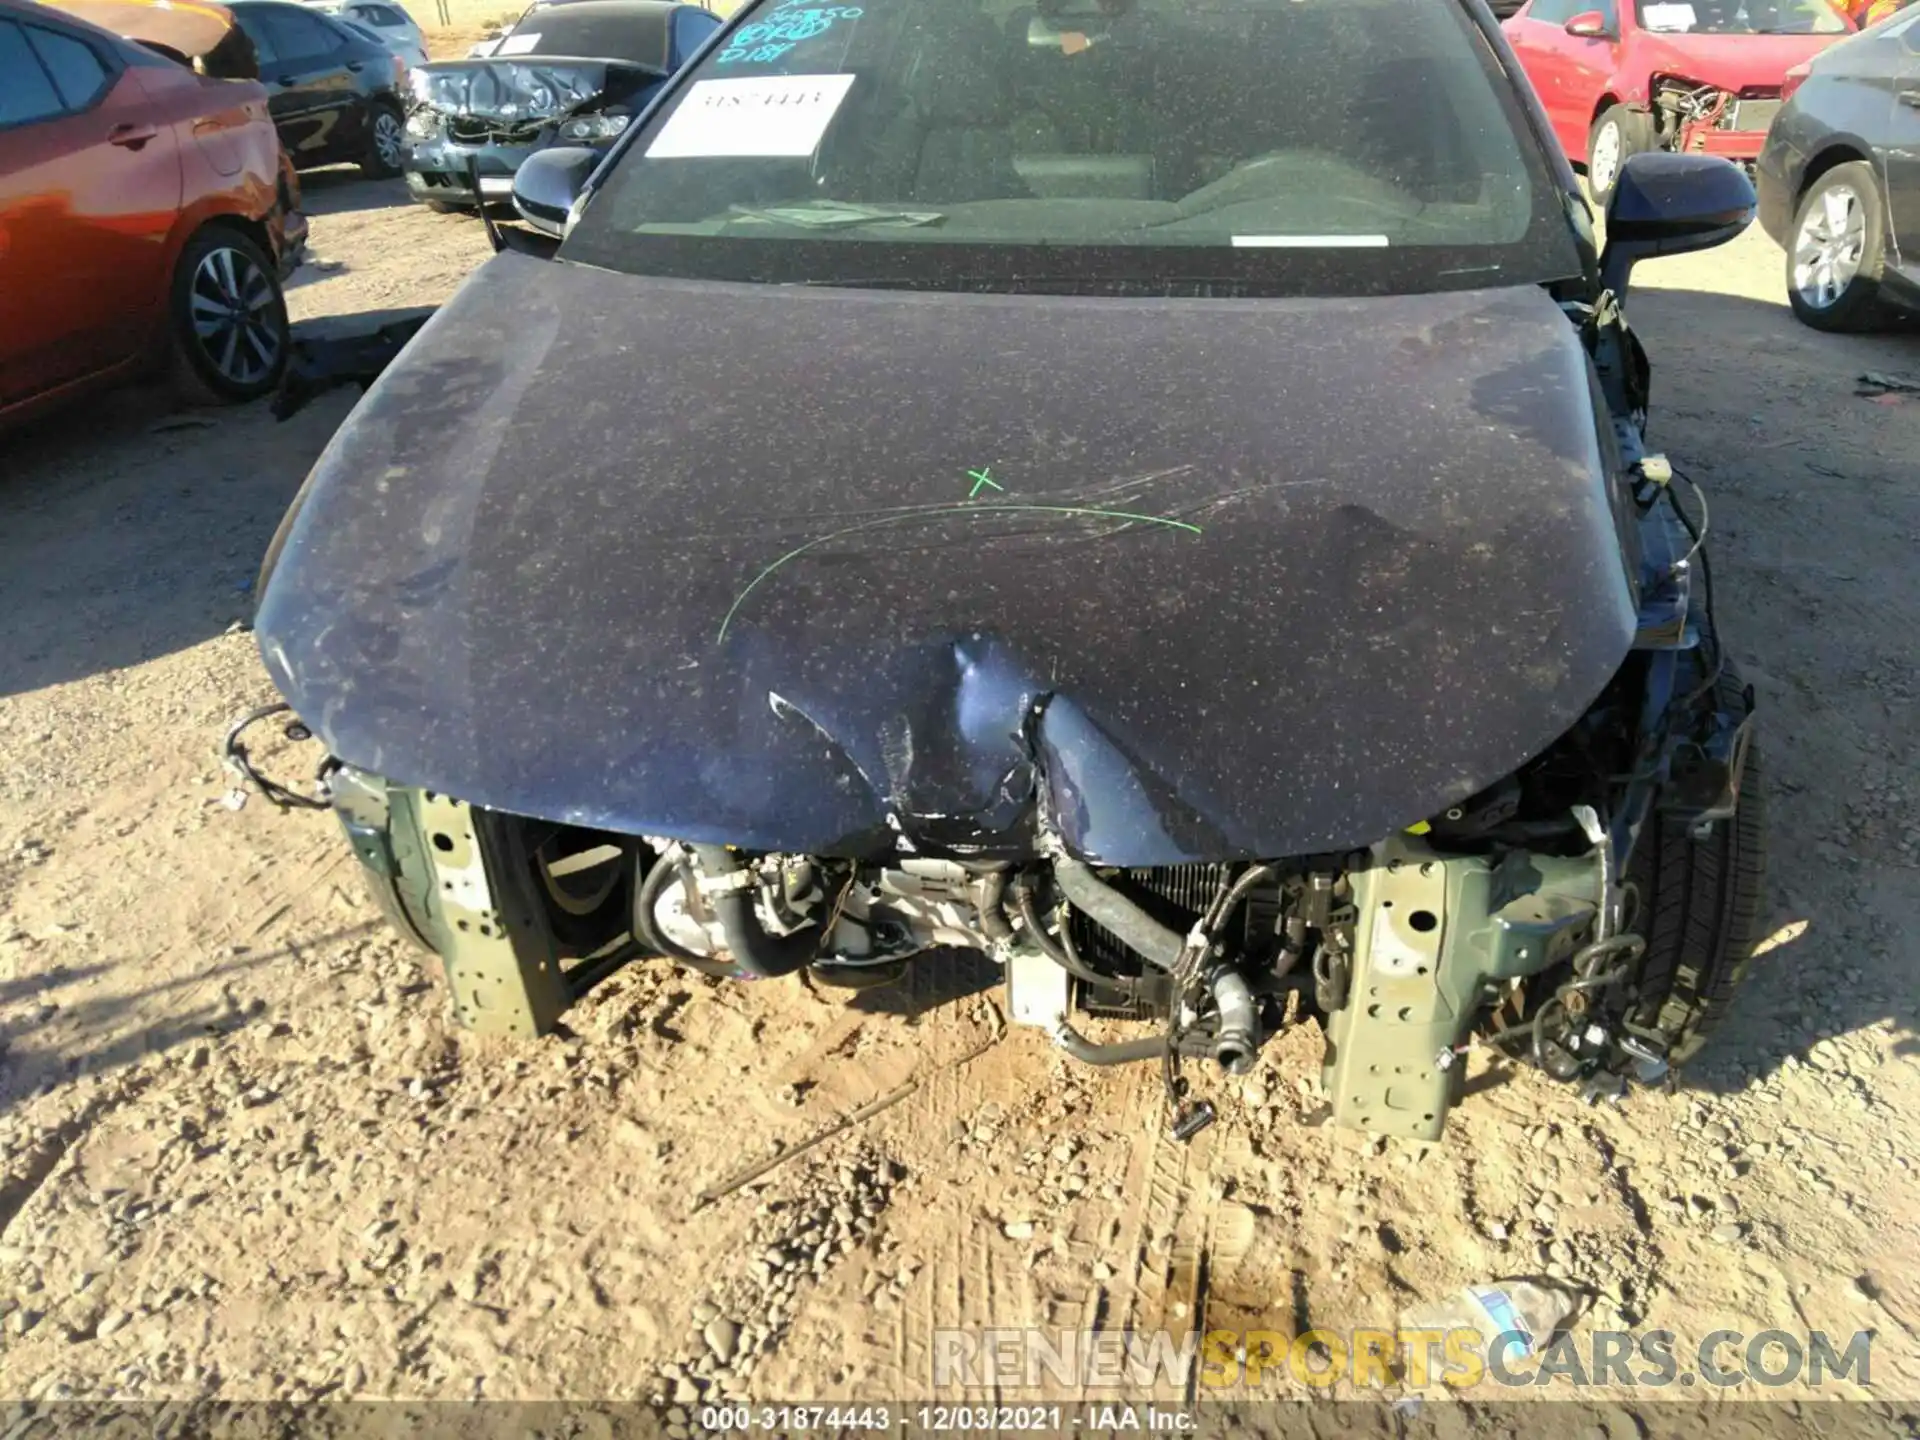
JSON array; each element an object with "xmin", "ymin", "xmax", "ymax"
[
  {"xmin": 410, "ymin": 790, "xmax": 572, "ymax": 1037},
  {"xmin": 333, "ymin": 771, "xmax": 572, "ymax": 1038},
  {"xmin": 1323, "ymin": 837, "xmax": 1600, "ymax": 1140}
]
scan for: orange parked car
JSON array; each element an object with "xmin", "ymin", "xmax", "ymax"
[{"xmin": 0, "ymin": 0, "xmax": 307, "ymax": 429}]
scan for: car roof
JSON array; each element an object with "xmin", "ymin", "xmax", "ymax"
[
  {"xmin": 225, "ymin": 0, "xmax": 390, "ymax": 46},
  {"xmin": 26, "ymin": 0, "xmax": 239, "ymax": 59},
  {"xmin": 501, "ymin": 0, "xmax": 697, "ymax": 62},
  {"xmin": 0, "ymin": 0, "xmax": 125, "ymax": 46}
]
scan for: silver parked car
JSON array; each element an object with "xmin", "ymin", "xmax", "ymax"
[{"xmin": 303, "ymin": 0, "xmax": 428, "ymax": 64}]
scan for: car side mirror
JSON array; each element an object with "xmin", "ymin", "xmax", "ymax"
[
  {"xmin": 1599, "ymin": 151, "xmax": 1754, "ymax": 295},
  {"xmin": 511, "ymin": 146, "xmax": 599, "ymax": 239},
  {"xmin": 1565, "ymin": 9, "xmax": 1612, "ymax": 34}
]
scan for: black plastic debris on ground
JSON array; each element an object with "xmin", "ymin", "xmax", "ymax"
[
  {"xmin": 271, "ymin": 307, "xmax": 439, "ymax": 421},
  {"xmin": 1855, "ymin": 371, "xmax": 1920, "ymax": 399}
]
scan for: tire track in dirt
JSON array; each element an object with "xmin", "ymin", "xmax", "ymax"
[
  {"xmin": 0, "ymin": 1078, "xmax": 149, "ymax": 1242},
  {"xmin": 1105, "ymin": 1066, "xmax": 1216, "ymax": 1404}
]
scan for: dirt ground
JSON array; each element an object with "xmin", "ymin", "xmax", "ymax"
[{"xmin": 2, "ymin": 163, "xmax": 1919, "ymax": 1429}]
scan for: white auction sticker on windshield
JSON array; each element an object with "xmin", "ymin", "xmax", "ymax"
[
  {"xmin": 496, "ymin": 31, "xmax": 541, "ymax": 53},
  {"xmin": 645, "ymin": 74, "xmax": 858, "ymax": 159},
  {"xmin": 1640, "ymin": 2, "xmax": 1696, "ymax": 28},
  {"xmin": 1233, "ymin": 234, "xmax": 1389, "ymax": 248}
]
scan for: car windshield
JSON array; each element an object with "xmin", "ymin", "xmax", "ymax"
[
  {"xmin": 1635, "ymin": 0, "xmax": 1847, "ymax": 33},
  {"xmin": 498, "ymin": 5, "xmax": 669, "ymax": 63},
  {"xmin": 561, "ymin": 0, "xmax": 1584, "ymax": 296}
]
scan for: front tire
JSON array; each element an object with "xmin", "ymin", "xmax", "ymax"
[
  {"xmin": 1587, "ymin": 105, "xmax": 1652, "ymax": 208},
  {"xmin": 1787, "ymin": 161, "xmax": 1892, "ymax": 332},
  {"xmin": 361, "ymin": 103, "xmax": 405, "ymax": 179},
  {"xmin": 168, "ymin": 225, "xmax": 289, "ymax": 405},
  {"xmin": 1628, "ymin": 681, "xmax": 1768, "ymax": 1064}
]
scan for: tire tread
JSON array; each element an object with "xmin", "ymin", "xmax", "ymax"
[{"xmin": 1629, "ymin": 675, "xmax": 1767, "ymax": 1062}]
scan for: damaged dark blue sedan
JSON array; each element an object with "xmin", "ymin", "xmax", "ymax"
[
  {"xmin": 251, "ymin": 0, "xmax": 1767, "ymax": 1141},
  {"xmin": 401, "ymin": 0, "xmax": 718, "ymax": 209}
]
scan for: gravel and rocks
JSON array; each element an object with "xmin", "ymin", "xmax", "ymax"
[{"xmin": 652, "ymin": 1150, "xmax": 902, "ymax": 1407}]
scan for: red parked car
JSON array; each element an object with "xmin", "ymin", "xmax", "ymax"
[
  {"xmin": 0, "ymin": 0, "xmax": 306, "ymax": 430},
  {"xmin": 1502, "ymin": 0, "xmax": 1855, "ymax": 202}
]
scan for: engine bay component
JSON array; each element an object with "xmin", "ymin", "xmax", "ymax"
[{"xmin": 1651, "ymin": 76, "xmax": 1786, "ymax": 155}]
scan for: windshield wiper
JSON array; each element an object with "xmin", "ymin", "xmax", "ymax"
[
  {"xmin": 725, "ymin": 201, "xmax": 947, "ymax": 231},
  {"xmin": 788, "ymin": 273, "xmax": 1306, "ymax": 298}
]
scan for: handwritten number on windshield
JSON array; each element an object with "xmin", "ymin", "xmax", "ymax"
[{"xmin": 715, "ymin": 3, "xmax": 863, "ymax": 65}]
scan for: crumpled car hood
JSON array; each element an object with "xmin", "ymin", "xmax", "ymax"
[
  {"xmin": 1633, "ymin": 30, "xmax": 1848, "ymax": 91},
  {"xmin": 256, "ymin": 254, "xmax": 1637, "ymax": 866},
  {"xmin": 409, "ymin": 58, "xmax": 640, "ymax": 121}
]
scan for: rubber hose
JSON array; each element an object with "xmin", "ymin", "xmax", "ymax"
[
  {"xmin": 1011, "ymin": 881, "xmax": 1066, "ymax": 963},
  {"xmin": 1051, "ymin": 1022, "xmax": 1167, "ymax": 1067},
  {"xmin": 1207, "ymin": 862, "xmax": 1278, "ymax": 931},
  {"xmin": 1051, "ymin": 856, "xmax": 1184, "ymax": 971},
  {"xmin": 1055, "ymin": 897, "xmax": 1140, "ymax": 1001},
  {"xmin": 1530, "ymin": 994, "xmax": 1586, "ymax": 1082},
  {"xmin": 1210, "ymin": 969, "xmax": 1258, "ymax": 1074},
  {"xmin": 633, "ymin": 854, "xmax": 716, "ymax": 967},
  {"xmin": 1274, "ymin": 914, "xmax": 1307, "ymax": 980},
  {"xmin": 980, "ymin": 869, "xmax": 1015, "ymax": 945},
  {"xmin": 1014, "ymin": 884, "xmax": 1114, "ymax": 991},
  {"xmin": 689, "ymin": 844, "xmax": 816, "ymax": 979}
]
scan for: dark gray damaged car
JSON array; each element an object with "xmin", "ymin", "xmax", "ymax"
[{"xmin": 251, "ymin": 0, "xmax": 1767, "ymax": 1140}]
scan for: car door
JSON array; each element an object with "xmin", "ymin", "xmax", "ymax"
[
  {"xmin": 0, "ymin": 17, "xmax": 182, "ymax": 411},
  {"xmin": 1557, "ymin": 0, "xmax": 1622, "ymax": 143},
  {"xmin": 1886, "ymin": 13, "xmax": 1920, "ymax": 272},
  {"xmin": 1506, "ymin": 0, "xmax": 1590, "ymax": 156},
  {"xmin": 246, "ymin": 5, "xmax": 365, "ymax": 164}
]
